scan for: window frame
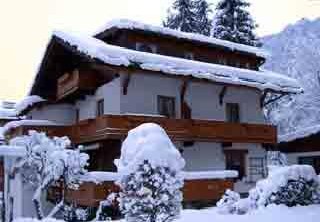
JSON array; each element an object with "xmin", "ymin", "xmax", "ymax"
[
  {"xmin": 136, "ymin": 42, "xmax": 157, "ymax": 53},
  {"xmin": 157, "ymin": 95, "xmax": 176, "ymax": 118},
  {"xmin": 96, "ymin": 99, "xmax": 104, "ymax": 117},
  {"xmin": 226, "ymin": 103, "xmax": 240, "ymax": 123}
]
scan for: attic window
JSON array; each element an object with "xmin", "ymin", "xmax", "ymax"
[
  {"xmin": 136, "ymin": 43, "xmax": 157, "ymax": 53},
  {"xmin": 184, "ymin": 52, "xmax": 194, "ymax": 60}
]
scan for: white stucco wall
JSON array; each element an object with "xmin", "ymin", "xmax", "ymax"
[
  {"xmin": 28, "ymin": 104, "xmax": 76, "ymax": 125},
  {"xmin": 179, "ymin": 142, "xmax": 226, "ymax": 171},
  {"xmin": 120, "ymin": 72, "xmax": 264, "ymax": 123},
  {"xmin": 76, "ymin": 77, "xmax": 121, "ymax": 120},
  {"xmin": 120, "ymin": 73, "xmax": 181, "ymax": 117}
]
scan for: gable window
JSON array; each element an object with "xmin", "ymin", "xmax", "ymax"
[
  {"xmin": 96, "ymin": 99, "xmax": 104, "ymax": 117},
  {"xmin": 184, "ymin": 52, "xmax": 194, "ymax": 60},
  {"xmin": 226, "ymin": 103, "xmax": 240, "ymax": 123},
  {"xmin": 136, "ymin": 43, "xmax": 157, "ymax": 53},
  {"xmin": 158, "ymin": 96, "xmax": 175, "ymax": 118}
]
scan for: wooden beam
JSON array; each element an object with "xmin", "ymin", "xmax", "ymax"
[
  {"xmin": 180, "ymin": 77, "xmax": 191, "ymax": 119},
  {"xmin": 122, "ymin": 73, "xmax": 131, "ymax": 95},
  {"xmin": 219, "ymin": 86, "xmax": 227, "ymax": 105}
]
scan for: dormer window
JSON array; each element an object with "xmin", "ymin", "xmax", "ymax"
[
  {"xmin": 136, "ymin": 43, "xmax": 157, "ymax": 53},
  {"xmin": 184, "ymin": 52, "xmax": 194, "ymax": 60}
]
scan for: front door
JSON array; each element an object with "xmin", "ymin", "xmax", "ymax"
[{"xmin": 224, "ymin": 150, "xmax": 247, "ymax": 180}]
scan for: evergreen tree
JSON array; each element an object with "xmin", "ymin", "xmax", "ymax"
[
  {"xmin": 163, "ymin": 0, "xmax": 198, "ymax": 33},
  {"xmin": 211, "ymin": 0, "xmax": 261, "ymax": 46},
  {"xmin": 194, "ymin": 0, "xmax": 212, "ymax": 36}
]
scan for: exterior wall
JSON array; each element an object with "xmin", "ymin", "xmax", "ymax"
[
  {"xmin": 120, "ymin": 73, "xmax": 181, "ymax": 117},
  {"xmin": 28, "ymin": 104, "xmax": 76, "ymax": 125},
  {"xmin": 103, "ymin": 30, "xmax": 261, "ymax": 70},
  {"xmin": 119, "ymin": 73, "xmax": 264, "ymax": 123},
  {"xmin": 287, "ymin": 151, "xmax": 320, "ymax": 165},
  {"xmin": 76, "ymin": 77, "xmax": 121, "ymax": 120},
  {"xmin": 179, "ymin": 142, "xmax": 226, "ymax": 171}
]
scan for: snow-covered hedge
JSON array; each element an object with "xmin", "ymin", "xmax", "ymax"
[
  {"xmin": 218, "ymin": 165, "xmax": 320, "ymax": 214},
  {"xmin": 115, "ymin": 123, "xmax": 185, "ymax": 222},
  {"xmin": 13, "ymin": 218, "xmax": 63, "ymax": 222}
]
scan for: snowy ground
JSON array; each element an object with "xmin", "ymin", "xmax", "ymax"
[{"xmin": 111, "ymin": 205, "xmax": 320, "ymax": 222}]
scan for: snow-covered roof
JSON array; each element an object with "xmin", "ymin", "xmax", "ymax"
[
  {"xmin": 53, "ymin": 30, "xmax": 302, "ymax": 94},
  {"xmin": 279, "ymin": 124, "xmax": 320, "ymax": 143},
  {"xmin": 0, "ymin": 120, "xmax": 63, "ymax": 140},
  {"xmin": 0, "ymin": 96, "xmax": 45, "ymax": 120},
  {"xmin": 0, "ymin": 145, "xmax": 26, "ymax": 157},
  {"xmin": 14, "ymin": 96, "xmax": 45, "ymax": 115},
  {"xmin": 94, "ymin": 19, "xmax": 269, "ymax": 58},
  {"xmin": 183, "ymin": 170, "xmax": 238, "ymax": 180}
]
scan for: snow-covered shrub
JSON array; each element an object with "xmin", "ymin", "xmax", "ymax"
[
  {"xmin": 218, "ymin": 165, "xmax": 320, "ymax": 215},
  {"xmin": 251, "ymin": 165, "xmax": 320, "ymax": 207},
  {"xmin": 267, "ymin": 151, "xmax": 288, "ymax": 167},
  {"xmin": 13, "ymin": 218, "xmax": 63, "ymax": 222},
  {"xmin": 93, "ymin": 193, "xmax": 118, "ymax": 221},
  {"xmin": 10, "ymin": 131, "xmax": 89, "ymax": 219},
  {"xmin": 115, "ymin": 123, "xmax": 185, "ymax": 222},
  {"xmin": 63, "ymin": 204, "xmax": 89, "ymax": 221}
]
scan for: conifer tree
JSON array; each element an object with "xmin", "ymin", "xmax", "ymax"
[
  {"xmin": 194, "ymin": 0, "xmax": 212, "ymax": 36},
  {"xmin": 211, "ymin": 0, "xmax": 261, "ymax": 46},
  {"xmin": 163, "ymin": 0, "xmax": 198, "ymax": 33}
]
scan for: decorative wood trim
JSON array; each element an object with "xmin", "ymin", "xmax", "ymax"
[
  {"xmin": 122, "ymin": 73, "xmax": 131, "ymax": 95},
  {"xmin": 219, "ymin": 86, "xmax": 228, "ymax": 105}
]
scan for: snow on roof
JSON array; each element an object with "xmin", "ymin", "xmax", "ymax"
[
  {"xmin": 0, "ymin": 145, "xmax": 26, "ymax": 157},
  {"xmin": 53, "ymin": 30, "xmax": 302, "ymax": 94},
  {"xmin": 94, "ymin": 19, "xmax": 269, "ymax": 58},
  {"xmin": 183, "ymin": 170, "xmax": 238, "ymax": 180},
  {"xmin": 14, "ymin": 95, "xmax": 45, "ymax": 115},
  {"xmin": 0, "ymin": 120, "xmax": 63, "ymax": 140},
  {"xmin": 80, "ymin": 171, "xmax": 119, "ymax": 183},
  {"xmin": 0, "ymin": 96, "xmax": 45, "ymax": 120},
  {"xmin": 279, "ymin": 124, "xmax": 320, "ymax": 143}
]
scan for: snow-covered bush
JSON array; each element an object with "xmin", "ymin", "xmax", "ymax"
[
  {"xmin": 115, "ymin": 123, "xmax": 185, "ymax": 222},
  {"xmin": 267, "ymin": 151, "xmax": 288, "ymax": 167},
  {"xmin": 13, "ymin": 218, "xmax": 63, "ymax": 222},
  {"xmin": 218, "ymin": 165, "xmax": 320, "ymax": 214},
  {"xmin": 251, "ymin": 165, "xmax": 320, "ymax": 207},
  {"xmin": 10, "ymin": 131, "xmax": 89, "ymax": 219}
]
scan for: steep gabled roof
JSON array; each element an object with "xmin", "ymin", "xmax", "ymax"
[
  {"xmin": 50, "ymin": 30, "xmax": 302, "ymax": 94},
  {"xmin": 94, "ymin": 19, "xmax": 269, "ymax": 59}
]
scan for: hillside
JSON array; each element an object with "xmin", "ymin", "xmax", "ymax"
[{"xmin": 263, "ymin": 18, "xmax": 320, "ymax": 139}]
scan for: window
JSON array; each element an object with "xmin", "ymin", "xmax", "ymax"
[
  {"xmin": 184, "ymin": 52, "xmax": 194, "ymax": 60},
  {"xmin": 248, "ymin": 157, "xmax": 266, "ymax": 182},
  {"xmin": 225, "ymin": 150, "xmax": 247, "ymax": 179},
  {"xmin": 158, "ymin": 96, "xmax": 175, "ymax": 118},
  {"xmin": 136, "ymin": 43, "xmax": 157, "ymax": 53},
  {"xmin": 226, "ymin": 103, "xmax": 240, "ymax": 123},
  {"xmin": 76, "ymin": 108, "xmax": 80, "ymax": 122},
  {"xmin": 299, "ymin": 156, "xmax": 320, "ymax": 174},
  {"xmin": 96, "ymin": 99, "xmax": 104, "ymax": 117}
]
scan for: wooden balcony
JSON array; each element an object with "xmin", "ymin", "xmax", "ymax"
[
  {"xmin": 56, "ymin": 68, "xmax": 115, "ymax": 101},
  {"xmin": 61, "ymin": 114, "xmax": 277, "ymax": 144},
  {"xmin": 62, "ymin": 178, "xmax": 234, "ymax": 207}
]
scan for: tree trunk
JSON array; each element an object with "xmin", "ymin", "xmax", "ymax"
[{"xmin": 32, "ymin": 178, "xmax": 53, "ymax": 219}]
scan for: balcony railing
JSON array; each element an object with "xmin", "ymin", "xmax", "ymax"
[{"xmin": 60, "ymin": 114, "xmax": 276, "ymax": 144}]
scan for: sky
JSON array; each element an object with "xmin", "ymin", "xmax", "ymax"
[{"xmin": 0, "ymin": 0, "xmax": 319, "ymax": 102}]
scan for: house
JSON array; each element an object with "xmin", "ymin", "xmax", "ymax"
[
  {"xmin": 278, "ymin": 126, "xmax": 320, "ymax": 174},
  {"xmin": 0, "ymin": 19, "xmax": 302, "ymax": 219}
]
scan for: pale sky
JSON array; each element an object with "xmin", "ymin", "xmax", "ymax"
[{"xmin": 0, "ymin": 0, "xmax": 319, "ymax": 101}]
